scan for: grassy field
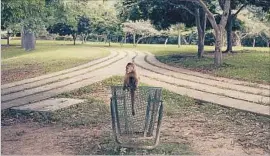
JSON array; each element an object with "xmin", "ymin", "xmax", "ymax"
[
  {"xmin": 2, "ymin": 39, "xmax": 269, "ymax": 83},
  {"xmin": 2, "ymin": 76, "xmax": 269, "ymax": 155},
  {"xmin": 135, "ymin": 45, "xmax": 270, "ymax": 84},
  {"xmin": 1, "ymin": 40, "xmax": 110, "ymax": 84},
  {"xmin": 66, "ymin": 41, "xmax": 270, "ymax": 84}
]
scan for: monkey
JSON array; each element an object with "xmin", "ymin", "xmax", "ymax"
[{"xmin": 123, "ymin": 62, "xmax": 139, "ymax": 116}]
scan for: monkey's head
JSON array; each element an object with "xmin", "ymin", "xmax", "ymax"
[{"xmin": 126, "ymin": 62, "xmax": 136, "ymax": 74}]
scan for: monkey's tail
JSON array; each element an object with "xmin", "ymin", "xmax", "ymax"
[{"xmin": 130, "ymin": 89, "xmax": 135, "ymax": 116}]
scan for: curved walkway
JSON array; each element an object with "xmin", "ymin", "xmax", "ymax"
[
  {"xmin": 1, "ymin": 48, "xmax": 269, "ymax": 116},
  {"xmin": 132, "ymin": 50, "xmax": 269, "ymax": 116}
]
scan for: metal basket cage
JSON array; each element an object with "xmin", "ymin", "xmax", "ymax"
[{"xmin": 110, "ymin": 86, "xmax": 164, "ymax": 149}]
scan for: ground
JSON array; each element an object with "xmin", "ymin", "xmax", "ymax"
[
  {"xmin": 2, "ymin": 40, "xmax": 269, "ymax": 84},
  {"xmin": 1, "ymin": 40, "xmax": 109, "ymax": 84},
  {"xmin": 1, "ymin": 40, "xmax": 270, "ymax": 155},
  {"xmin": 138, "ymin": 45, "xmax": 270, "ymax": 84},
  {"xmin": 2, "ymin": 76, "xmax": 270, "ymax": 155}
]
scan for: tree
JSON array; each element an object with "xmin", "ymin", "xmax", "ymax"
[
  {"xmin": 235, "ymin": 9, "xmax": 270, "ymax": 47},
  {"xmin": 48, "ymin": 0, "xmax": 87, "ymax": 45},
  {"xmin": 193, "ymin": 0, "xmax": 231, "ymax": 65},
  {"xmin": 119, "ymin": 0, "xmax": 208, "ymax": 58},
  {"xmin": 77, "ymin": 15, "xmax": 91, "ymax": 43},
  {"xmin": 172, "ymin": 24, "xmax": 186, "ymax": 48},
  {"xmin": 47, "ymin": 23, "xmax": 77, "ymax": 44},
  {"xmin": 1, "ymin": 0, "xmax": 47, "ymax": 51},
  {"xmin": 87, "ymin": 3, "xmax": 122, "ymax": 46},
  {"xmin": 225, "ymin": 0, "xmax": 270, "ymax": 52},
  {"xmin": 122, "ymin": 20, "xmax": 160, "ymax": 46}
]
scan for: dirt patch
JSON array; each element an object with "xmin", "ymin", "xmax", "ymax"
[
  {"xmin": 1, "ymin": 64, "xmax": 45, "ymax": 84},
  {"xmin": 2, "ymin": 76, "xmax": 269, "ymax": 155},
  {"xmin": 2, "ymin": 110, "xmax": 268, "ymax": 155},
  {"xmin": 1, "ymin": 121, "xmax": 110, "ymax": 155},
  {"xmin": 161, "ymin": 116, "xmax": 267, "ymax": 156}
]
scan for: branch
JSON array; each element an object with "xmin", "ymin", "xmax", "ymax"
[
  {"xmin": 195, "ymin": 8, "xmax": 202, "ymax": 33},
  {"xmin": 219, "ymin": 0, "xmax": 231, "ymax": 27},
  {"xmin": 233, "ymin": 3, "xmax": 248, "ymax": 17},
  {"xmin": 197, "ymin": 0, "xmax": 219, "ymax": 30},
  {"xmin": 167, "ymin": 1, "xmax": 196, "ymax": 16},
  {"xmin": 238, "ymin": 31, "xmax": 252, "ymax": 39},
  {"xmin": 136, "ymin": 35, "xmax": 152, "ymax": 44},
  {"xmin": 259, "ymin": 33, "xmax": 269, "ymax": 42}
]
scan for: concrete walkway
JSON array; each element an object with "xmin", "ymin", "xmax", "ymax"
[
  {"xmin": 1, "ymin": 48, "xmax": 269, "ymax": 116},
  {"xmin": 133, "ymin": 50, "xmax": 269, "ymax": 116}
]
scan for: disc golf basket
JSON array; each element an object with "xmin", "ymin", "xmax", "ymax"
[{"xmin": 110, "ymin": 86, "xmax": 164, "ymax": 149}]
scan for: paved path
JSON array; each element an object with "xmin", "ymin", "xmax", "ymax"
[{"xmin": 1, "ymin": 48, "xmax": 269, "ymax": 116}]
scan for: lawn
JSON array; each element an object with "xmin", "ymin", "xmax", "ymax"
[
  {"xmin": 1, "ymin": 40, "xmax": 110, "ymax": 84},
  {"xmin": 2, "ymin": 39, "xmax": 269, "ymax": 84},
  {"xmin": 2, "ymin": 76, "xmax": 269, "ymax": 155},
  {"xmin": 134, "ymin": 44, "xmax": 270, "ymax": 84}
]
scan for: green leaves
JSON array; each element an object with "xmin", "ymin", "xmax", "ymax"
[{"xmin": 1, "ymin": 0, "xmax": 46, "ymax": 33}]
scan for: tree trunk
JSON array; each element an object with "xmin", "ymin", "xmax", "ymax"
[
  {"xmin": 72, "ymin": 34, "xmax": 76, "ymax": 45},
  {"xmin": 195, "ymin": 8, "xmax": 206, "ymax": 58},
  {"xmin": 214, "ymin": 29, "xmax": 223, "ymax": 65},
  {"xmin": 108, "ymin": 34, "xmax": 111, "ymax": 46},
  {"xmin": 164, "ymin": 38, "xmax": 168, "ymax": 47},
  {"xmin": 198, "ymin": 0, "xmax": 230, "ymax": 66},
  {"xmin": 23, "ymin": 30, "xmax": 36, "ymax": 51},
  {"xmin": 133, "ymin": 33, "xmax": 136, "ymax": 46},
  {"xmin": 104, "ymin": 35, "xmax": 107, "ymax": 44},
  {"xmin": 252, "ymin": 38, "xmax": 256, "ymax": 47},
  {"xmin": 7, "ymin": 34, "xmax": 10, "ymax": 46},
  {"xmin": 96, "ymin": 36, "xmax": 99, "ymax": 42},
  {"xmin": 85, "ymin": 34, "xmax": 88, "ymax": 43},
  {"xmin": 21, "ymin": 26, "xmax": 25, "ymax": 48},
  {"xmin": 225, "ymin": 10, "xmax": 233, "ymax": 53},
  {"xmin": 197, "ymin": 31, "xmax": 205, "ymax": 58},
  {"xmin": 81, "ymin": 35, "xmax": 84, "ymax": 44},
  {"xmin": 124, "ymin": 32, "xmax": 127, "ymax": 44},
  {"xmin": 147, "ymin": 38, "xmax": 150, "ymax": 44},
  {"xmin": 188, "ymin": 33, "xmax": 193, "ymax": 44},
  {"xmin": 183, "ymin": 38, "xmax": 188, "ymax": 44},
  {"xmin": 136, "ymin": 36, "xmax": 149, "ymax": 45},
  {"xmin": 232, "ymin": 31, "xmax": 241, "ymax": 46},
  {"xmin": 267, "ymin": 40, "xmax": 270, "ymax": 47},
  {"xmin": 178, "ymin": 29, "xmax": 181, "ymax": 48}
]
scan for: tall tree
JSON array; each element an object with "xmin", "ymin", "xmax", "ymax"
[
  {"xmin": 225, "ymin": 0, "xmax": 270, "ymax": 52},
  {"xmin": 86, "ymin": 3, "xmax": 121, "ymax": 46},
  {"xmin": 77, "ymin": 15, "xmax": 91, "ymax": 44},
  {"xmin": 50, "ymin": 0, "xmax": 82, "ymax": 45},
  {"xmin": 194, "ymin": 0, "xmax": 231, "ymax": 65},
  {"xmin": 172, "ymin": 24, "xmax": 186, "ymax": 48},
  {"xmin": 119, "ymin": 0, "xmax": 208, "ymax": 58},
  {"xmin": 122, "ymin": 20, "xmax": 160, "ymax": 46},
  {"xmin": 1, "ymin": 0, "xmax": 47, "ymax": 51},
  {"xmin": 47, "ymin": 23, "xmax": 77, "ymax": 44}
]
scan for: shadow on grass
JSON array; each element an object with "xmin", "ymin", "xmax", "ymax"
[{"xmin": 156, "ymin": 50, "xmax": 270, "ymax": 83}]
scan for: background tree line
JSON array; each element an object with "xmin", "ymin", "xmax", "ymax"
[{"xmin": 1, "ymin": 0, "xmax": 270, "ymax": 65}]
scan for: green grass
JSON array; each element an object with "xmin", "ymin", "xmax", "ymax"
[
  {"xmin": 1, "ymin": 40, "xmax": 110, "ymax": 84},
  {"xmin": 93, "ymin": 42, "xmax": 269, "ymax": 83},
  {"xmin": 142, "ymin": 45, "xmax": 270, "ymax": 83},
  {"xmin": 2, "ymin": 39, "xmax": 269, "ymax": 83}
]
